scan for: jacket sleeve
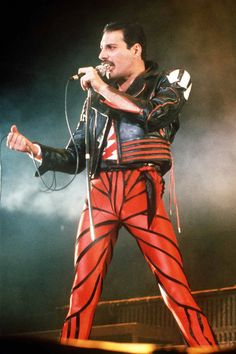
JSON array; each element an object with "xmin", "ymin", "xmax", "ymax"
[
  {"xmin": 141, "ymin": 69, "xmax": 192, "ymax": 130},
  {"xmin": 35, "ymin": 106, "xmax": 87, "ymax": 177}
]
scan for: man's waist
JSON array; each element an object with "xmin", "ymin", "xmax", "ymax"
[{"xmin": 99, "ymin": 160, "xmax": 162, "ymax": 174}]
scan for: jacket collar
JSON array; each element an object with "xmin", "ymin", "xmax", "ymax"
[{"xmin": 125, "ymin": 61, "xmax": 159, "ymax": 96}]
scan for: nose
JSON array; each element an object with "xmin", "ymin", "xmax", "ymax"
[{"xmin": 99, "ymin": 47, "xmax": 107, "ymax": 61}]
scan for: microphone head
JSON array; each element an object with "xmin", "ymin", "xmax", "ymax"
[
  {"xmin": 69, "ymin": 73, "xmax": 84, "ymax": 80},
  {"xmin": 69, "ymin": 63, "xmax": 111, "ymax": 81},
  {"xmin": 95, "ymin": 63, "xmax": 111, "ymax": 79}
]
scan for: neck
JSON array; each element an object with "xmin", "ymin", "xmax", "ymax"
[{"xmin": 118, "ymin": 61, "xmax": 145, "ymax": 92}]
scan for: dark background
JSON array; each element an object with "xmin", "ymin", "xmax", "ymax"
[{"xmin": 0, "ymin": 0, "xmax": 236, "ymax": 335}]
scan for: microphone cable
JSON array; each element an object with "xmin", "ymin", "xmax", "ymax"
[{"xmin": 31, "ymin": 79, "xmax": 80, "ymax": 192}]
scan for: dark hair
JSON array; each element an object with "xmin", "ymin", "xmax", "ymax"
[{"xmin": 103, "ymin": 22, "xmax": 147, "ymax": 60}]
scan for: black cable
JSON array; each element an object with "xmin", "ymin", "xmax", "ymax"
[
  {"xmin": 30, "ymin": 156, "xmax": 57, "ymax": 192},
  {"xmin": 31, "ymin": 79, "xmax": 80, "ymax": 191}
]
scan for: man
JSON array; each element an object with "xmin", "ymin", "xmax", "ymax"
[{"xmin": 7, "ymin": 22, "xmax": 217, "ymax": 347}]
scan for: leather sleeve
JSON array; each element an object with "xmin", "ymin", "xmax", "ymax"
[
  {"xmin": 140, "ymin": 69, "xmax": 192, "ymax": 130},
  {"xmin": 35, "ymin": 120, "xmax": 86, "ymax": 177}
]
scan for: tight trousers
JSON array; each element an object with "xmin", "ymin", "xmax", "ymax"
[{"xmin": 61, "ymin": 167, "xmax": 217, "ymax": 347}]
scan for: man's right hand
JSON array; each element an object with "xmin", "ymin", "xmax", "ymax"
[{"xmin": 6, "ymin": 125, "xmax": 40, "ymax": 157}]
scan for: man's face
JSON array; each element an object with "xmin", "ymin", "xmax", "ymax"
[{"xmin": 99, "ymin": 30, "xmax": 137, "ymax": 80}]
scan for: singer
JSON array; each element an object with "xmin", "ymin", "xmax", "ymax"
[{"xmin": 7, "ymin": 22, "xmax": 217, "ymax": 347}]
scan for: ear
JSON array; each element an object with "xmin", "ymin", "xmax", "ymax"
[{"xmin": 132, "ymin": 43, "xmax": 142, "ymax": 58}]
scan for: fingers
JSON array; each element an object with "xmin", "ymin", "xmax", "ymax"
[
  {"xmin": 11, "ymin": 125, "xmax": 19, "ymax": 134},
  {"xmin": 6, "ymin": 125, "xmax": 29, "ymax": 153},
  {"xmin": 78, "ymin": 67, "xmax": 93, "ymax": 91},
  {"xmin": 80, "ymin": 78, "xmax": 89, "ymax": 91},
  {"xmin": 78, "ymin": 67, "xmax": 102, "ymax": 91}
]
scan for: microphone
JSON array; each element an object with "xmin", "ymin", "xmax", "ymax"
[{"xmin": 70, "ymin": 64, "xmax": 110, "ymax": 80}]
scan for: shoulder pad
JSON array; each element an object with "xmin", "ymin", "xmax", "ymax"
[{"xmin": 166, "ymin": 69, "xmax": 192, "ymax": 100}]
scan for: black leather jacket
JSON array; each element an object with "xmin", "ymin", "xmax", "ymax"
[{"xmin": 37, "ymin": 61, "xmax": 191, "ymax": 178}]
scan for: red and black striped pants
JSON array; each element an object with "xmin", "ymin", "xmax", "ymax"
[{"xmin": 61, "ymin": 167, "xmax": 216, "ymax": 347}]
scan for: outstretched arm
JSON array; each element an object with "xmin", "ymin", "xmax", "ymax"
[{"xmin": 6, "ymin": 122, "xmax": 86, "ymax": 176}]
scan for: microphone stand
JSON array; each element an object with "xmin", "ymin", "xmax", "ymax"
[{"xmin": 85, "ymin": 88, "xmax": 96, "ymax": 241}]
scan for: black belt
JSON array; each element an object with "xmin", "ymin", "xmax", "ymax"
[{"xmin": 99, "ymin": 160, "xmax": 161, "ymax": 173}]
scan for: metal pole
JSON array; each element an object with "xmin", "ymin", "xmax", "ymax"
[{"xmin": 85, "ymin": 88, "xmax": 95, "ymax": 241}]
